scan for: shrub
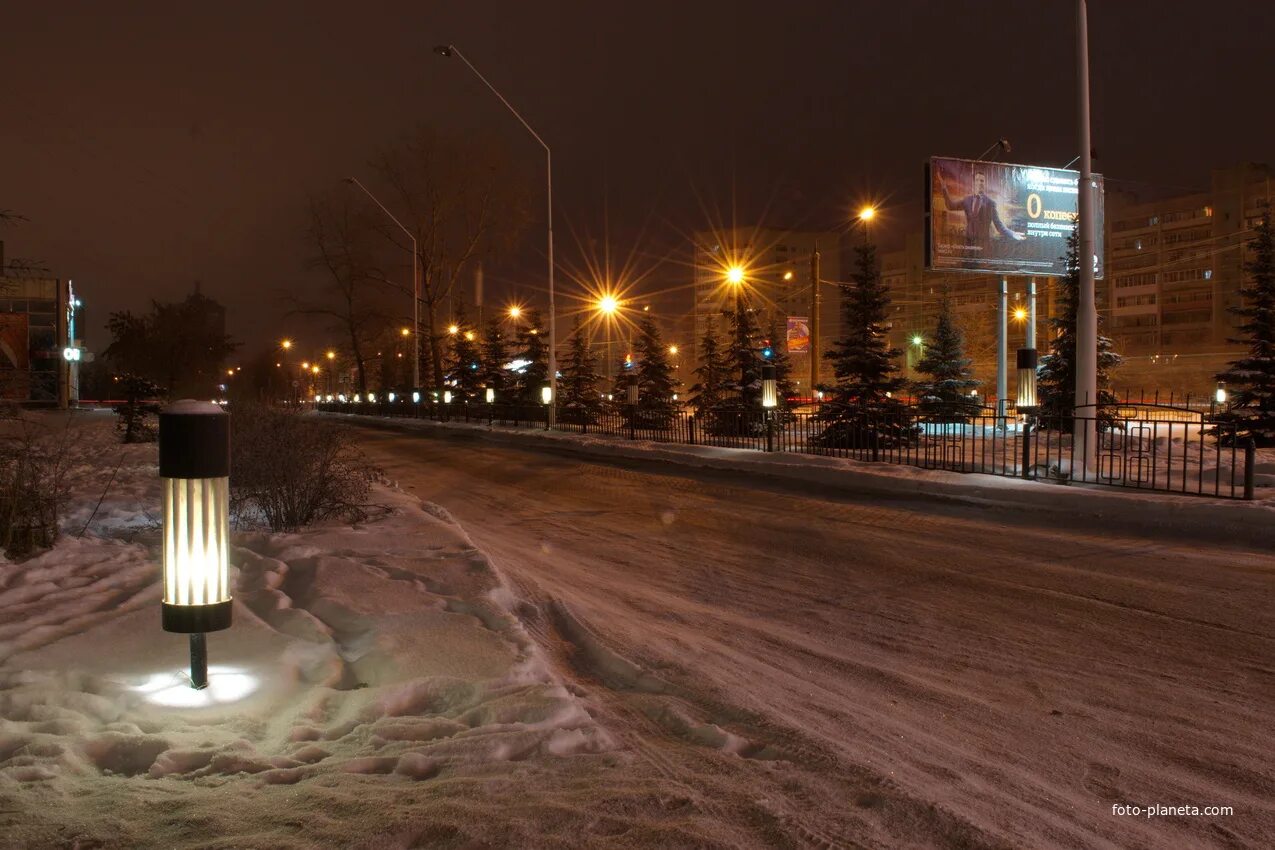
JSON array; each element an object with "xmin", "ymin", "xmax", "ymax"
[
  {"xmin": 230, "ymin": 405, "xmax": 376, "ymax": 532},
  {"xmin": 0, "ymin": 418, "xmax": 72, "ymax": 557},
  {"xmin": 112, "ymin": 374, "xmax": 164, "ymax": 443}
]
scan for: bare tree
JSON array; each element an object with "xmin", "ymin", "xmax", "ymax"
[
  {"xmin": 369, "ymin": 128, "xmax": 531, "ymax": 387},
  {"xmin": 294, "ymin": 195, "xmax": 386, "ymax": 394}
]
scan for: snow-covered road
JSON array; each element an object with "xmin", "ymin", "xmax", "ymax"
[{"xmin": 360, "ymin": 426, "xmax": 1275, "ymax": 850}]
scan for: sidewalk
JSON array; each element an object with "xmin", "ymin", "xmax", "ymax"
[{"xmin": 326, "ymin": 412, "xmax": 1275, "ymax": 550}]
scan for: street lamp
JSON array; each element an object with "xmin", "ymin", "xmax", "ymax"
[
  {"xmin": 436, "ymin": 43, "xmax": 557, "ymax": 427},
  {"xmin": 507, "ymin": 305, "xmax": 522, "ymax": 321},
  {"xmin": 280, "ymin": 339, "xmax": 293, "ymax": 351},
  {"xmin": 159, "ymin": 400, "xmax": 232, "ymax": 690},
  {"xmin": 345, "ymin": 176, "xmax": 420, "ymax": 390},
  {"xmin": 856, "ymin": 206, "xmax": 877, "ymax": 246}
]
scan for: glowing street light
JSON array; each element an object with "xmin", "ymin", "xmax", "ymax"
[
  {"xmin": 508, "ymin": 305, "xmax": 523, "ymax": 320},
  {"xmin": 280, "ymin": 339, "xmax": 293, "ymax": 351},
  {"xmin": 326, "ymin": 350, "xmax": 336, "ymax": 360},
  {"xmin": 668, "ymin": 345, "xmax": 679, "ymax": 355},
  {"xmin": 1014, "ymin": 307, "xmax": 1028, "ymax": 322},
  {"xmin": 464, "ymin": 331, "xmax": 476, "ymax": 342},
  {"xmin": 783, "ymin": 271, "xmax": 794, "ymax": 281},
  {"xmin": 400, "ymin": 327, "xmax": 411, "ymax": 337},
  {"xmin": 726, "ymin": 266, "xmax": 745, "ymax": 285},
  {"xmin": 159, "ymin": 401, "xmax": 232, "ymax": 690},
  {"xmin": 858, "ymin": 206, "xmax": 876, "ymax": 222},
  {"xmin": 911, "ymin": 335, "xmax": 924, "ymax": 347},
  {"xmin": 597, "ymin": 294, "xmax": 620, "ymax": 315},
  {"xmin": 448, "ymin": 323, "xmax": 460, "ymax": 335}
]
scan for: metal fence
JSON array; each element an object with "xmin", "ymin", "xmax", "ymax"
[{"xmin": 317, "ymin": 399, "xmax": 1257, "ymax": 500}]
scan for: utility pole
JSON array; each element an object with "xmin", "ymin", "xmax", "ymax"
[
  {"xmin": 810, "ymin": 243, "xmax": 821, "ymax": 401},
  {"xmin": 1075, "ymin": 0, "xmax": 1098, "ymax": 476},
  {"xmin": 997, "ymin": 277, "xmax": 1008, "ymax": 420}
]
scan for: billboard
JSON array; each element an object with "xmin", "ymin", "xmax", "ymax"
[
  {"xmin": 925, "ymin": 157, "xmax": 1104, "ymax": 278},
  {"xmin": 785, "ymin": 316, "xmax": 810, "ymax": 354}
]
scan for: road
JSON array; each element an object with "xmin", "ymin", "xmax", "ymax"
[{"xmin": 356, "ymin": 425, "xmax": 1274, "ymax": 849}]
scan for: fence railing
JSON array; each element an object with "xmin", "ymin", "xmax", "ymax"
[{"xmin": 316, "ymin": 399, "xmax": 1257, "ymax": 500}]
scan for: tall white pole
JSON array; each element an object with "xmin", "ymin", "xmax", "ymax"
[
  {"xmin": 997, "ymin": 277, "xmax": 1008, "ymax": 419},
  {"xmin": 441, "ymin": 46, "xmax": 555, "ymax": 425},
  {"xmin": 546, "ymin": 150, "xmax": 557, "ymax": 426},
  {"xmin": 1027, "ymin": 277, "xmax": 1037, "ymax": 349},
  {"xmin": 412, "ymin": 243, "xmax": 420, "ymax": 389},
  {"xmin": 1075, "ymin": 0, "xmax": 1098, "ymax": 477}
]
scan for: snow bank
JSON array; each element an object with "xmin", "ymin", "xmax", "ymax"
[{"xmin": 0, "ymin": 412, "xmax": 631, "ymax": 848}]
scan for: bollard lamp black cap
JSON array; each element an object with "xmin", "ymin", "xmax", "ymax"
[{"xmin": 160, "ymin": 400, "xmax": 230, "ymax": 479}]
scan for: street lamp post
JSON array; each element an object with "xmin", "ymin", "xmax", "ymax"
[
  {"xmin": 345, "ymin": 177, "xmax": 420, "ymax": 392},
  {"xmin": 435, "ymin": 44, "xmax": 557, "ymax": 427}
]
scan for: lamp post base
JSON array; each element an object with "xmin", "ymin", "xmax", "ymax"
[{"xmin": 189, "ymin": 633, "xmax": 208, "ymax": 690}]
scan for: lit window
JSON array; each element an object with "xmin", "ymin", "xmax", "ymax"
[
  {"xmin": 1204, "ymin": 206, "xmax": 1213, "ymax": 217},
  {"xmin": 1204, "ymin": 269, "xmax": 1213, "ymax": 280}
]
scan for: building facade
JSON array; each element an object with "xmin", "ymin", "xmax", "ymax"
[
  {"xmin": 1103, "ymin": 162, "xmax": 1272, "ymax": 392},
  {"xmin": 0, "ymin": 268, "xmax": 80, "ymax": 406}
]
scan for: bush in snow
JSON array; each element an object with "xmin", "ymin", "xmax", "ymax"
[
  {"xmin": 0, "ymin": 417, "xmax": 72, "ymax": 557},
  {"xmin": 230, "ymin": 405, "xmax": 377, "ymax": 531},
  {"xmin": 111, "ymin": 374, "xmax": 164, "ymax": 443}
]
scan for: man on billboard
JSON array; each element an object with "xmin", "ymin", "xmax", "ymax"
[{"xmin": 939, "ymin": 171, "xmax": 1026, "ymax": 250}]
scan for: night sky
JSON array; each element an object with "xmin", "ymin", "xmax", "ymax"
[{"xmin": 4, "ymin": 1, "xmax": 1271, "ymax": 353}]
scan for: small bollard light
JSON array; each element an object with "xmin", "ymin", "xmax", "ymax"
[
  {"xmin": 486, "ymin": 386, "xmax": 495, "ymax": 404},
  {"xmin": 1215, "ymin": 381, "xmax": 1227, "ymax": 405},
  {"xmin": 761, "ymin": 363, "xmax": 778, "ymax": 409},
  {"xmin": 541, "ymin": 383, "xmax": 552, "ymax": 405},
  {"xmin": 353, "ymin": 393, "xmax": 362, "ymax": 403},
  {"xmin": 159, "ymin": 401, "xmax": 232, "ymax": 691},
  {"xmin": 1016, "ymin": 348, "xmax": 1039, "ymax": 411},
  {"xmin": 443, "ymin": 390, "xmax": 453, "ymax": 404},
  {"xmin": 626, "ymin": 374, "xmax": 639, "ymax": 407},
  {"xmin": 325, "ymin": 394, "xmax": 333, "ymax": 403},
  {"xmin": 338, "ymin": 394, "xmax": 347, "ymax": 403},
  {"xmin": 411, "ymin": 389, "xmax": 421, "ymax": 404}
]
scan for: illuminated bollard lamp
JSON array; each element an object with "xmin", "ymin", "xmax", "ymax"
[
  {"xmin": 761, "ymin": 363, "xmax": 778, "ymax": 452},
  {"xmin": 160, "ymin": 400, "xmax": 232, "ymax": 690},
  {"xmin": 1015, "ymin": 348, "xmax": 1039, "ymax": 479}
]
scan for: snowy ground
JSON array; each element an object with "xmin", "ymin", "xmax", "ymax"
[{"xmin": 2, "ymin": 410, "xmax": 1273, "ymax": 848}]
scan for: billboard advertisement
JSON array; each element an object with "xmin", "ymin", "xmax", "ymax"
[
  {"xmin": 785, "ymin": 316, "xmax": 810, "ymax": 354},
  {"xmin": 926, "ymin": 157, "xmax": 1104, "ymax": 278}
]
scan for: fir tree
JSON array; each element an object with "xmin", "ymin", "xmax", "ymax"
[
  {"xmin": 823, "ymin": 242, "xmax": 905, "ymax": 405},
  {"xmin": 477, "ymin": 318, "xmax": 509, "ymax": 400},
  {"xmin": 512, "ymin": 309, "xmax": 549, "ymax": 402},
  {"xmin": 1037, "ymin": 229, "xmax": 1121, "ymax": 420},
  {"xmin": 1215, "ymin": 202, "xmax": 1275, "ymax": 444},
  {"xmin": 446, "ymin": 303, "xmax": 483, "ymax": 400},
  {"xmin": 559, "ymin": 316, "xmax": 602, "ymax": 423},
  {"xmin": 723, "ymin": 298, "xmax": 764, "ymax": 410},
  {"xmin": 633, "ymin": 313, "xmax": 677, "ymax": 424},
  {"xmin": 763, "ymin": 318, "xmax": 798, "ymax": 408},
  {"xmin": 912, "ymin": 294, "xmax": 980, "ymax": 418},
  {"xmin": 689, "ymin": 318, "xmax": 730, "ymax": 417}
]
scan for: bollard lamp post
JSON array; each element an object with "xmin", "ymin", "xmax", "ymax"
[
  {"xmin": 761, "ymin": 363, "xmax": 778, "ymax": 452},
  {"xmin": 1015, "ymin": 348, "xmax": 1039, "ymax": 479},
  {"xmin": 160, "ymin": 400, "xmax": 232, "ymax": 690}
]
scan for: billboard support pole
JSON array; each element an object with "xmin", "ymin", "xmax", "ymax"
[
  {"xmin": 1075, "ymin": 0, "xmax": 1098, "ymax": 478},
  {"xmin": 997, "ymin": 277, "xmax": 1008, "ymax": 424},
  {"xmin": 810, "ymin": 243, "xmax": 821, "ymax": 402},
  {"xmin": 1027, "ymin": 278, "xmax": 1037, "ymax": 349}
]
